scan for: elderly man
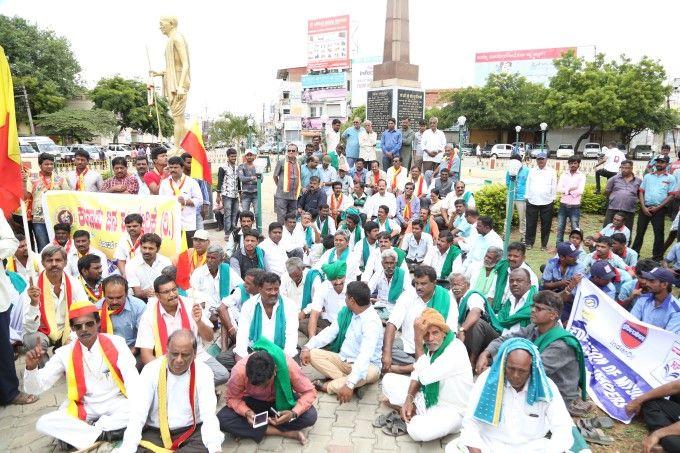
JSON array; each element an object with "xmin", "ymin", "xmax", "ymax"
[
  {"xmin": 234, "ymin": 272, "xmax": 299, "ymax": 361},
  {"xmin": 486, "ymin": 268, "xmax": 536, "ymax": 336},
  {"xmin": 66, "ymin": 230, "xmax": 110, "ymax": 279},
  {"xmin": 119, "ymin": 330, "xmax": 223, "ymax": 453},
  {"xmin": 173, "ymin": 229, "xmax": 210, "ymax": 278},
  {"xmin": 448, "ymin": 338, "xmax": 573, "ymax": 452},
  {"xmin": 342, "ymin": 117, "xmax": 364, "ymax": 167},
  {"xmin": 478, "ymin": 290, "xmax": 589, "ymax": 417},
  {"xmin": 314, "ymin": 230, "xmax": 360, "ymax": 280},
  {"xmin": 135, "ymin": 275, "xmax": 229, "ymax": 385},
  {"xmin": 218, "ymin": 340, "xmax": 318, "ymax": 445},
  {"xmin": 24, "ymin": 299, "xmax": 137, "ymax": 450},
  {"xmin": 301, "ymin": 281, "xmax": 383, "ymax": 402},
  {"xmin": 363, "ymin": 179, "xmax": 397, "ymax": 220},
  {"xmin": 126, "ymin": 233, "xmax": 172, "ymax": 301},
  {"xmin": 433, "ymin": 143, "xmax": 460, "ymax": 180},
  {"xmin": 381, "ymin": 308, "xmax": 472, "ymax": 442},
  {"xmin": 96, "ymin": 275, "xmax": 146, "ymax": 350},
  {"xmin": 306, "ymin": 261, "xmax": 347, "ymax": 340},
  {"xmin": 23, "ymin": 245, "xmax": 88, "ymax": 365},
  {"xmin": 368, "ymin": 249, "xmax": 413, "ymax": 321},
  {"xmin": 273, "ymin": 144, "xmax": 302, "ymax": 223},
  {"xmin": 420, "ymin": 116, "xmax": 446, "ymax": 174},
  {"xmin": 423, "ymin": 231, "xmax": 462, "ymax": 285},
  {"xmin": 488, "ymin": 242, "xmax": 538, "ymax": 305},
  {"xmin": 279, "ymin": 257, "xmax": 320, "ymax": 323},
  {"xmin": 461, "ymin": 216, "xmax": 503, "ymax": 272},
  {"xmin": 466, "ymin": 246, "xmax": 504, "ymax": 296},
  {"xmin": 190, "ymin": 244, "xmax": 244, "ymax": 310}
]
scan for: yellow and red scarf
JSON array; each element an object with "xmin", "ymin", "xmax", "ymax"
[
  {"xmin": 75, "ymin": 168, "xmax": 88, "ymax": 191},
  {"xmin": 330, "ymin": 193, "xmax": 344, "ymax": 212},
  {"xmin": 6, "ymin": 255, "xmax": 40, "ymax": 274},
  {"xmin": 403, "ymin": 197, "xmax": 413, "ymax": 221},
  {"xmin": 99, "ymin": 299, "xmax": 125, "ymax": 335},
  {"xmin": 372, "ymin": 170, "xmax": 381, "ymax": 186},
  {"xmin": 169, "ymin": 175, "xmax": 186, "ymax": 196},
  {"xmin": 152, "ymin": 298, "xmax": 191, "ymax": 357},
  {"xmin": 190, "ymin": 249, "xmax": 206, "ymax": 271},
  {"xmin": 37, "ymin": 272, "xmax": 74, "ymax": 343},
  {"xmin": 127, "ymin": 233, "xmax": 143, "ymax": 260},
  {"xmin": 66, "ymin": 334, "xmax": 126, "ymax": 421},
  {"xmin": 414, "ymin": 175, "xmax": 426, "ymax": 197},
  {"xmin": 53, "ymin": 239, "xmax": 73, "ymax": 254},
  {"xmin": 445, "ymin": 153, "xmax": 455, "ymax": 171},
  {"xmin": 40, "ymin": 173, "xmax": 54, "ymax": 191},
  {"xmin": 282, "ymin": 160, "xmax": 302, "ymax": 197},
  {"xmin": 391, "ymin": 167, "xmax": 402, "ymax": 191},
  {"xmin": 81, "ymin": 278, "xmax": 103, "ymax": 304}
]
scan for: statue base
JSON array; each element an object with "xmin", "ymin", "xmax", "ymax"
[{"xmin": 366, "ymin": 85, "xmax": 424, "ymax": 135}]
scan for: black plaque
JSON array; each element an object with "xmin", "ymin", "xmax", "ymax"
[
  {"xmin": 397, "ymin": 89, "xmax": 424, "ymax": 124},
  {"xmin": 367, "ymin": 89, "xmax": 393, "ymax": 135}
]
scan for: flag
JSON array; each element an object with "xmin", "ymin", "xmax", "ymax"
[
  {"xmin": 175, "ymin": 231, "xmax": 191, "ymax": 290},
  {"xmin": 0, "ymin": 45, "xmax": 23, "ymax": 218},
  {"xmin": 181, "ymin": 120, "xmax": 212, "ymax": 185}
]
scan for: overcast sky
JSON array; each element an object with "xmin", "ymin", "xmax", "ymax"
[{"xmin": 2, "ymin": 0, "xmax": 679, "ymax": 119}]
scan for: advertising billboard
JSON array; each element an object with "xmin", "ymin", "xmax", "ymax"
[
  {"xmin": 307, "ymin": 15, "xmax": 350, "ymax": 71},
  {"xmin": 301, "ymin": 72, "xmax": 346, "ymax": 89},
  {"xmin": 351, "ymin": 56, "xmax": 381, "ymax": 107},
  {"xmin": 474, "ymin": 47, "xmax": 576, "ymax": 86}
]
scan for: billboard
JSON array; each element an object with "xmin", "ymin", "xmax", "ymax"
[
  {"xmin": 301, "ymin": 72, "xmax": 346, "ymax": 89},
  {"xmin": 474, "ymin": 47, "xmax": 576, "ymax": 86},
  {"xmin": 307, "ymin": 15, "xmax": 350, "ymax": 71},
  {"xmin": 351, "ymin": 56, "xmax": 381, "ymax": 107}
]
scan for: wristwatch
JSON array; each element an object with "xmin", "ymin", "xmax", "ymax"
[
  {"xmin": 346, "ymin": 381, "xmax": 356, "ymax": 390},
  {"xmin": 458, "ymin": 327, "xmax": 466, "ymax": 334}
]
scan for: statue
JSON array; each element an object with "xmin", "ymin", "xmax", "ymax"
[{"xmin": 150, "ymin": 16, "xmax": 191, "ymax": 152}]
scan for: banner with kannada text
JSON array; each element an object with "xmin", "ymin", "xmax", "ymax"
[
  {"xmin": 567, "ymin": 279, "xmax": 680, "ymax": 423},
  {"xmin": 42, "ymin": 191, "xmax": 182, "ymax": 260}
]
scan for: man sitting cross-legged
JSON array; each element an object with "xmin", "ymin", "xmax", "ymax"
[
  {"xmin": 368, "ymin": 248, "xmax": 412, "ymax": 321},
  {"xmin": 305, "ymin": 261, "xmax": 348, "ymax": 339},
  {"xmin": 381, "ymin": 308, "xmax": 473, "ymax": 442},
  {"xmin": 96, "ymin": 275, "xmax": 146, "ymax": 356},
  {"xmin": 218, "ymin": 339, "xmax": 318, "ymax": 445}
]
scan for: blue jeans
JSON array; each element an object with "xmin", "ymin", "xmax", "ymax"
[
  {"xmin": 241, "ymin": 192, "xmax": 258, "ymax": 228},
  {"xmin": 33, "ymin": 222, "xmax": 49, "ymax": 251},
  {"xmin": 556, "ymin": 203, "xmax": 581, "ymax": 244},
  {"xmin": 222, "ymin": 196, "xmax": 240, "ymax": 234}
]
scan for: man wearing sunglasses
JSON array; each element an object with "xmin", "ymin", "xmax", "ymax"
[{"xmin": 23, "ymin": 299, "xmax": 138, "ymax": 451}]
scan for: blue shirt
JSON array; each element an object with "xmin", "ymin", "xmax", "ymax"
[
  {"xmin": 618, "ymin": 247, "xmax": 638, "ymax": 267},
  {"xmin": 666, "ymin": 243, "xmax": 680, "ymax": 270},
  {"xmin": 380, "ymin": 128, "xmax": 403, "ymax": 160},
  {"xmin": 453, "ymin": 215, "xmax": 473, "ymax": 238},
  {"xmin": 541, "ymin": 257, "xmax": 586, "ymax": 287},
  {"xmin": 342, "ymin": 127, "xmax": 363, "ymax": 159},
  {"xmin": 506, "ymin": 166, "xmax": 530, "ymax": 201},
  {"xmin": 593, "ymin": 281, "xmax": 617, "ymax": 300},
  {"xmin": 95, "ymin": 296, "xmax": 146, "ymax": 347},
  {"xmin": 631, "ymin": 293, "xmax": 680, "ymax": 334},
  {"xmin": 349, "ymin": 167, "xmax": 368, "ymax": 184},
  {"xmin": 618, "ymin": 279, "xmax": 638, "ymax": 306},
  {"xmin": 640, "ymin": 172, "xmax": 676, "ymax": 206},
  {"xmin": 599, "ymin": 223, "xmax": 631, "ymax": 242},
  {"xmin": 301, "ymin": 164, "xmax": 321, "ymax": 188}
]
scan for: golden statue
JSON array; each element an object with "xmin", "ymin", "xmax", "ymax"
[{"xmin": 150, "ymin": 16, "xmax": 190, "ymax": 152}]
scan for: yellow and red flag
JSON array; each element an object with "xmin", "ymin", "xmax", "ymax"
[
  {"xmin": 0, "ymin": 45, "xmax": 23, "ymax": 218},
  {"xmin": 175, "ymin": 231, "xmax": 191, "ymax": 290},
  {"xmin": 180, "ymin": 120, "xmax": 212, "ymax": 185}
]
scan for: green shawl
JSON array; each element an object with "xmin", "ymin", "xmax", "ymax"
[
  {"xmin": 380, "ymin": 219, "xmax": 392, "ymax": 234},
  {"xmin": 251, "ymin": 338, "xmax": 297, "ymax": 410},
  {"xmin": 328, "ymin": 151, "xmax": 339, "ymax": 171},
  {"xmin": 423, "ymin": 217, "xmax": 431, "ymax": 235},
  {"xmin": 393, "ymin": 247, "xmax": 406, "ymax": 267},
  {"xmin": 491, "ymin": 259, "xmax": 510, "ymax": 312},
  {"xmin": 422, "ymin": 331, "xmax": 455, "ymax": 408},
  {"xmin": 255, "ymin": 246, "xmax": 265, "ymax": 269},
  {"xmin": 487, "ymin": 286, "xmax": 537, "ymax": 334},
  {"xmin": 440, "ymin": 245, "xmax": 462, "ymax": 280},
  {"xmin": 304, "ymin": 226, "xmax": 315, "ymax": 247},
  {"xmin": 317, "ymin": 217, "xmax": 330, "ymax": 237},
  {"xmin": 425, "ymin": 285, "xmax": 452, "ymax": 321},
  {"xmin": 328, "ymin": 246, "xmax": 349, "ymax": 264},
  {"xmin": 329, "ymin": 306, "xmax": 353, "ymax": 353},
  {"xmin": 387, "ymin": 267, "xmax": 406, "ymax": 304},
  {"xmin": 219, "ymin": 263, "xmax": 233, "ymax": 299},
  {"xmin": 237, "ymin": 283, "xmax": 250, "ymax": 305},
  {"xmin": 249, "ymin": 296, "xmax": 286, "ymax": 348},
  {"xmin": 534, "ymin": 325, "xmax": 588, "ymax": 400},
  {"xmin": 361, "ymin": 238, "xmax": 372, "ymax": 270},
  {"xmin": 301, "ymin": 269, "xmax": 323, "ymax": 310},
  {"xmin": 456, "ymin": 289, "xmax": 488, "ymax": 325}
]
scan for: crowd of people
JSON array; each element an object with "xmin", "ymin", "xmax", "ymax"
[{"xmin": 0, "ymin": 121, "xmax": 679, "ymax": 452}]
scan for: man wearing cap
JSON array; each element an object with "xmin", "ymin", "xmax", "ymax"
[
  {"xmin": 542, "ymin": 242, "xmax": 586, "ymax": 292},
  {"xmin": 305, "ymin": 261, "xmax": 347, "ymax": 338},
  {"xmin": 633, "ymin": 154, "xmax": 677, "ymax": 261},
  {"xmin": 525, "ymin": 152, "xmax": 557, "ymax": 251},
  {"xmin": 381, "ymin": 308, "xmax": 473, "ymax": 442},
  {"xmin": 318, "ymin": 154, "xmax": 338, "ymax": 198},
  {"xmin": 631, "ymin": 267, "xmax": 680, "ymax": 333},
  {"xmin": 477, "ymin": 290, "xmax": 589, "ymax": 417},
  {"xmin": 338, "ymin": 163, "xmax": 353, "ymax": 195},
  {"xmin": 238, "ymin": 148, "xmax": 259, "ymax": 219},
  {"xmin": 173, "ymin": 229, "xmax": 210, "ymax": 279},
  {"xmin": 23, "ymin": 299, "xmax": 138, "ymax": 450},
  {"xmin": 563, "ymin": 262, "xmax": 618, "ymax": 322}
]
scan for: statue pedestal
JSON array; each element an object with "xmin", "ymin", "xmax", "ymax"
[{"xmin": 366, "ymin": 85, "xmax": 424, "ymax": 135}]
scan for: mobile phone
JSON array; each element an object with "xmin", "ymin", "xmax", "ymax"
[
  {"xmin": 269, "ymin": 407, "xmax": 280, "ymax": 418},
  {"xmin": 252, "ymin": 411, "xmax": 268, "ymax": 428}
]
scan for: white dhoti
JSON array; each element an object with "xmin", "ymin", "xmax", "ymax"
[
  {"xmin": 36, "ymin": 394, "xmax": 129, "ymax": 450},
  {"xmin": 8, "ymin": 302, "xmax": 23, "ymax": 343},
  {"xmin": 382, "ymin": 373, "xmax": 463, "ymax": 442}
]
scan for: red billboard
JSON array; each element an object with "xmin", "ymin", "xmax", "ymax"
[{"xmin": 307, "ymin": 15, "xmax": 350, "ymax": 71}]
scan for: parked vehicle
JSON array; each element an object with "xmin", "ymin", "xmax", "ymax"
[
  {"xmin": 632, "ymin": 144, "xmax": 654, "ymax": 160},
  {"xmin": 582, "ymin": 143, "xmax": 601, "ymax": 159},
  {"xmin": 556, "ymin": 144, "xmax": 575, "ymax": 159},
  {"xmin": 460, "ymin": 143, "xmax": 479, "ymax": 156},
  {"xmin": 490, "ymin": 143, "xmax": 524, "ymax": 159},
  {"xmin": 19, "ymin": 136, "xmax": 59, "ymax": 154},
  {"xmin": 107, "ymin": 143, "xmax": 132, "ymax": 159},
  {"xmin": 530, "ymin": 146, "xmax": 550, "ymax": 158},
  {"xmin": 70, "ymin": 144, "xmax": 105, "ymax": 161}
]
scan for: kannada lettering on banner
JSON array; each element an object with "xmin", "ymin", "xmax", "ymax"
[
  {"xmin": 42, "ymin": 191, "xmax": 182, "ymax": 259},
  {"xmin": 567, "ymin": 279, "xmax": 680, "ymax": 423}
]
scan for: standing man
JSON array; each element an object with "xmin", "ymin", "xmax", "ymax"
[
  {"xmin": 143, "ymin": 146, "xmax": 168, "ymax": 195},
  {"xmin": 400, "ymin": 118, "xmax": 415, "ymax": 170},
  {"xmin": 341, "ymin": 117, "xmax": 363, "ymax": 168},
  {"xmin": 133, "ymin": 155, "xmax": 151, "ymax": 196},
  {"xmin": 273, "ymin": 144, "xmax": 302, "ymax": 223},
  {"xmin": 238, "ymin": 148, "xmax": 259, "ymax": 220},
  {"xmin": 525, "ymin": 152, "xmax": 557, "ymax": 251},
  {"xmin": 159, "ymin": 156, "xmax": 203, "ymax": 246},
  {"xmin": 595, "ymin": 141, "xmax": 627, "ymax": 194},
  {"xmin": 219, "ymin": 148, "xmax": 240, "ymax": 235},
  {"xmin": 556, "ymin": 156, "xmax": 586, "ymax": 244},
  {"xmin": 381, "ymin": 118, "xmax": 403, "ymax": 170},
  {"xmin": 604, "ymin": 159, "xmax": 641, "ymax": 234},
  {"xmin": 26, "ymin": 153, "xmax": 69, "ymax": 251},
  {"xmin": 66, "ymin": 149, "xmax": 103, "ymax": 192},
  {"xmin": 326, "ymin": 119, "xmax": 342, "ymax": 155},
  {"xmin": 632, "ymin": 155, "xmax": 676, "ymax": 261},
  {"xmin": 506, "ymin": 155, "xmax": 530, "ymax": 243},
  {"xmin": 420, "ymin": 117, "xmax": 447, "ymax": 173},
  {"xmin": 412, "ymin": 120, "xmax": 427, "ymax": 171},
  {"xmin": 101, "ymin": 157, "xmax": 139, "ymax": 194}
]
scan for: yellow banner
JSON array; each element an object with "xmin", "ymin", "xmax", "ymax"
[{"xmin": 42, "ymin": 191, "xmax": 182, "ymax": 259}]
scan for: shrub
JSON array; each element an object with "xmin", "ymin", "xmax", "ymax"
[
  {"xmin": 474, "ymin": 183, "xmax": 517, "ymax": 234},
  {"xmin": 552, "ymin": 183, "xmax": 606, "ymax": 214}
]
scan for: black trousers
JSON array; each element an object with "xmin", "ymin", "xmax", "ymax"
[
  {"xmin": 595, "ymin": 169, "xmax": 616, "ymax": 192},
  {"xmin": 632, "ymin": 207, "xmax": 666, "ymax": 261},
  {"xmin": 0, "ymin": 309, "xmax": 19, "ymax": 405},
  {"xmin": 642, "ymin": 396, "xmax": 680, "ymax": 452},
  {"xmin": 217, "ymin": 397, "xmax": 317, "ymax": 443},
  {"xmin": 525, "ymin": 202, "xmax": 553, "ymax": 248}
]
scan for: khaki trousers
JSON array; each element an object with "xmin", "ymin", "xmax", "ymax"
[{"xmin": 309, "ymin": 349, "xmax": 380, "ymax": 394}]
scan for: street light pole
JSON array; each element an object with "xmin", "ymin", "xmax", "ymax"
[
  {"xmin": 503, "ymin": 159, "xmax": 522, "ymax": 255},
  {"xmin": 457, "ymin": 115, "xmax": 466, "ymax": 180},
  {"xmin": 540, "ymin": 122, "xmax": 548, "ymax": 152},
  {"xmin": 514, "ymin": 125, "xmax": 521, "ymax": 157}
]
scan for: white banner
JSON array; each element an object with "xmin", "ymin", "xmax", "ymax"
[{"xmin": 567, "ymin": 279, "xmax": 680, "ymax": 422}]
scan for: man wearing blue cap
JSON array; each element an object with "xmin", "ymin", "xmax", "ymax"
[
  {"xmin": 541, "ymin": 242, "xmax": 585, "ymax": 292},
  {"xmin": 631, "ymin": 267, "xmax": 680, "ymax": 333},
  {"xmin": 525, "ymin": 153, "xmax": 557, "ymax": 251},
  {"xmin": 562, "ymin": 260, "xmax": 617, "ymax": 323}
]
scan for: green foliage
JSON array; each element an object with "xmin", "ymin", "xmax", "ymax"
[
  {"xmin": 340, "ymin": 105, "xmax": 366, "ymax": 133},
  {"xmin": 208, "ymin": 113, "xmax": 254, "ymax": 148},
  {"xmin": 36, "ymin": 108, "xmax": 117, "ymax": 143},
  {"xmin": 554, "ymin": 184, "xmax": 606, "ymax": 214},
  {"xmin": 0, "ymin": 15, "xmax": 81, "ymax": 117},
  {"xmin": 425, "ymin": 106, "xmax": 454, "ymax": 129},
  {"xmin": 90, "ymin": 76, "xmax": 173, "ymax": 140}
]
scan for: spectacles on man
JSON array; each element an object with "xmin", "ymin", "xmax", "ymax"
[{"xmin": 72, "ymin": 320, "xmax": 96, "ymax": 331}]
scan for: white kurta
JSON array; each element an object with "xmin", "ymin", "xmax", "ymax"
[
  {"xmin": 125, "ymin": 254, "xmax": 172, "ymax": 292},
  {"xmin": 367, "ymin": 269, "xmax": 413, "ymax": 309},
  {"xmin": 65, "ymin": 246, "xmax": 111, "ymax": 279},
  {"xmin": 259, "ymin": 238, "xmax": 289, "ymax": 275},
  {"xmin": 309, "ymin": 280, "xmax": 347, "ymax": 323},
  {"xmin": 360, "ymin": 248, "xmax": 409, "ymax": 282},
  {"xmin": 23, "ymin": 334, "xmax": 138, "ymax": 450},
  {"xmin": 280, "ymin": 268, "xmax": 321, "ymax": 314},
  {"xmin": 314, "ymin": 247, "xmax": 361, "ymax": 282},
  {"xmin": 233, "ymin": 295, "xmax": 300, "ymax": 358},
  {"xmin": 189, "ymin": 264, "xmax": 243, "ymax": 310},
  {"xmin": 488, "ymin": 262, "xmax": 539, "ymax": 304}
]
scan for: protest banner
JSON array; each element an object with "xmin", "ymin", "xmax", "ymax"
[
  {"xmin": 42, "ymin": 190, "xmax": 182, "ymax": 260},
  {"xmin": 567, "ymin": 279, "xmax": 680, "ymax": 423}
]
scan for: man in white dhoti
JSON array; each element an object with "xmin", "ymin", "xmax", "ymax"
[{"xmin": 23, "ymin": 299, "xmax": 138, "ymax": 450}]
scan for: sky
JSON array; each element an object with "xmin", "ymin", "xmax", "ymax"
[{"xmin": 2, "ymin": 0, "xmax": 680, "ymax": 120}]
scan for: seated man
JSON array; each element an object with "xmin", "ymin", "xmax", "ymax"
[
  {"xmin": 368, "ymin": 249, "xmax": 412, "ymax": 320},
  {"xmin": 172, "ymin": 228, "xmax": 210, "ymax": 277},
  {"xmin": 126, "ymin": 233, "xmax": 172, "ymax": 301},
  {"xmin": 328, "ymin": 181, "xmax": 352, "ymax": 222},
  {"xmin": 452, "ymin": 208, "xmax": 479, "ymax": 249},
  {"xmin": 403, "ymin": 206, "xmax": 440, "ymax": 241},
  {"xmin": 218, "ymin": 340, "xmax": 318, "ymax": 445},
  {"xmin": 6, "ymin": 233, "xmax": 42, "ymax": 282},
  {"xmin": 594, "ymin": 211, "xmax": 631, "ymax": 243},
  {"xmin": 77, "ymin": 254, "xmax": 104, "ymax": 304},
  {"xmin": 477, "ymin": 290, "xmax": 589, "ymax": 417},
  {"xmin": 352, "ymin": 220, "xmax": 380, "ymax": 273},
  {"xmin": 423, "ymin": 230, "xmax": 462, "ymax": 286},
  {"xmin": 281, "ymin": 213, "xmax": 305, "ymax": 259},
  {"xmin": 301, "ymin": 281, "xmax": 383, "ymax": 402},
  {"xmin": 96, "ymin": 275, "xmax": 146, "ymax": 350},
  {"xmin": 44, "ymin": 222, "xmax": 73, "ymax": 254},
  {"xmin": 114, "ymin": 213, "xmax": 144, "ymax": 277},
  {"xmin": 314, "ymin": 203, "xmax": 337, "ymax": 238},
  {"xmin": 461, "ymin": 216, "xmax": 502, "ymax": 273},
  {"xmin": 561, "ymin": 260, "xmax": 619, "ymax": 323},
  {"xmin": 541, "ymin": 242, "xmax": 586, "ymax": 292},
  {"xmin": 280, "ymin": 257, "xmax": 322, "ymax": 325},
  {"xmin": 579, "ymin": 235, "xmax": 630, "ymax": 275},
  {"xmin": 260, "ymin": 222, "xmax": 290, "ymax": 276},
  {"xmin": 66, "ymin": 230, "xmax": 110, "ymax": 278},
  {"xmin": 382, "ymin": 266, "xmax": 457, "ymax": 375},
  {"xmin": 219, "ymin": 268, "xmax": 265, "ymax": 342},
  {"xmin": 23, "ymin": 299, "xmax": 137, "ymax": 451},
  {"xmin": 396, "ymin": 182, "xmax": 420, "ymax": 227},
  {"xmin": 447, "ymin": 199, "xmax": 468, "ymax": 233},
  {"xmin": 190, "ymin": 244, "xmax": 243, "ymax": 311},
  {"xmin": 298, "ymin": 211, "xmax": 323, "ymax": 265},
  {"xmin": 135, "ymin": 275, "xmax": 229, "ymax": 385},
  {"xmin": 466, "ymin": 246, "xmax": 503, "ymax": 297},
  {"xmin": 381, "ymin": 308, "xmax": 473, "ymax": 442},
  {"xmin": 386, "ymin": 156, "xmax": 408, "ymax": 194},
  {"xmin": 400, "ymin": 219, "xmax": 433, "ymax": 270},
  {"xmin": 486, "ymin": 268, "xmax": 536, "ymax": 336},
  {"xmin": 305, "ymin": 261, "xmax": 347, "ymax": 338},
  {"xmin": 338, "ymin": 211, "xmax": 364, "ymax": 249},
  {"xmin": 234, "ymin": 272, "xmax": 299, "ymax": 361},
  {"xmin": 225, "ymin": 211, "xmax": 256, "ymax": 259},
  {"xmin": 363, "ymin": 179, "xmax": 397, "ymax": 221},
  {"xmin": 230, "ymin": 228, "xmax": 266, "ymax": 279},
  {"xmin": 449, "ymin": 338, "xmax": 573, "ymax": 452},
  {"xmin": 488, "ymin": 242, "xmax": 538, "ymax": 305},
  {"xmin": 314, "ymin": 230, "xmax": 360, "ymax": 280},
  {"xmin": 618, "ymin": 258, "xmax": 655, "ymax": 310},
  {"xmin": 118, "ymin": 330, "xmax": 224, "ymax": 453},
  {"xmin": 362, "ymin": 231, "xmax": 408, "ymax": 282},
  {"xmin": 376, "ymin": 204, "xmax": 401, "ymax": 239},
  {"xmin": 611, "ymin": 232, "xmax": 638, "ymax": 268},
  {"xmin": 625, "ymin": 378, "xmax": 680, "ymax": 453},
  {"xmin": 630, "ymin": 267, "xmax": 680, "ymax": 333}
]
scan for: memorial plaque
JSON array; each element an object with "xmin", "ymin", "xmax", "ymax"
[
  {"xmin": 367, "ymin": 89, "xmax": 393, "ymax": 135},
  {"xmin": 397, "ymin": 89, "xmax": 424, "ymax": 123}
]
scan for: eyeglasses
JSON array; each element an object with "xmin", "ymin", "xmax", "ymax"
[
  {"xmin": 72, "ymin": 320, "xmax": 96, "ymax": 331},
  {"xmin": 157, "ymin": 287, "xmax": 178, "ymax": 295}
]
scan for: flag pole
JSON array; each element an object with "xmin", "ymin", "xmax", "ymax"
[{"xmin": 19, "ymin": 198, "xmax": 36, "ymax": 284}]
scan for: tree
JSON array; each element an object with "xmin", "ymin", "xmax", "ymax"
[
  {"xmin": 36, "ymin": 108, "xmax": 118, "ymax": 143},
  {"xmin": 208, "ymin": 113, "xmax": 253, "ymax": 148},
  {"xmin": 90, "ymin": 76, "xmax": 173, "ymax": 141},
  {"xmin": 0, "ymin": 15, "xmax": 81, "ymax": 117}
]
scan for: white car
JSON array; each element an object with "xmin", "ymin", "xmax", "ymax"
[
  {"xmin": 490, "ymin": 143, "xmax": 524, "ymax": 159},
  {"xmin": 107, "ymin": 144, "xmax": 132, "ymax": 159},
  {"xmin": 582, "ymin": 143, "xmax": 601, "ymax": 159},
  {"xmin": 556, "ymin": 144, "xmax": 575, "ymax": 159}
]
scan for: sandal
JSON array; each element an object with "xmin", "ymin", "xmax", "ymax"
[
  {"xmin": 568, "ymin": 399, "xmax": 594, "ymax": 417},
  {"xmin": 577, "ymin": 420, "xmax": 614, "ymax": 446},
  {"xmin": 10, "ymin": 392, "xmax": 38, "ymax": 405},
  {"xmin": 579, "ymin": 416, "xmax": 614, "ymax": 430},
  {"xmin": 381, "ymin": 417, "xmax": 408, "ymax": 436},
  {"xmin": 372, "ymin": 411, "xmax": 397, "ymax": 428},
  {"xmin": 312, "ymin": 379, "xmax": 327, "ymax": 392}
]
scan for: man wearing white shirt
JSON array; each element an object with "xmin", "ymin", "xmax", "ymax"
[
  {"xmin": 65, "ymin": 230, "xmax": 110, "ymax": 279},
  {"xmin": 119, "ymin": 330, "xmax": 223, "ymax": 453},
  {"xmin": 363, "ymin": 179, "xmax": 397, "ymax": 220},
  {"xmin": 401, "ymin": 220, "xmax": 434, "ymax": 269},
  {"xmin": 159, "ymin": 156, "xmax": 203, "ymax": 247},
  {"xmin": 362, "ymin": 232, "xmax": 409, "ymax": 282},
  {"xmin": 282, "ymin": 214, "xmax": 305, "ymax": 258},
  {"xmin": 463, "ymin": 216, "xmax": 503, "ymax": 273},
  {"xmin": 385, "ymin": 156, "xmax": 409, "ymax": 194},
  {"xmin": 280, "ymin": 257, "xmax": 321, "ymax": 322},
  {"xmin": 352, "ymin": 221, "xmax": 380, "ymax": 273},
  {"xmin": 259, "ymin": 222, "xmax": 289, "ymax": 275},
  {"xmin": 525, "ymin": 153, "xmax": 557, "ymax": 250},
  {"xmin": 420, "ymin": 116, "xmax": 447, "ymax": 173},
  {"xmin": 466, "ymin": 246, "xmax": 504, "ymax": 298},
  {"xmin": 233, "ymin": 272, "xmax": 299, "ymax": 360},
  {"xmin": 114, "ymin": 213, "xmax": 144, "ymax": 278},
  {"xmin": 125, "ymin": 233, "xmax": 172, "ymax": 301},
  {"xmin": 189, "ymin": 245, "xmax": 243, "ymax": 310},
  {"xmin": 66, "ymin": 149, "xmax": 104, "ymax": 192},
  {"xmin": 315, "ymin": 204, "xmax": 337, "ymax": 238},
  {"xmin": 133, "ymin": 155, "xmax": 151, "ymax": 196},
  {"xmin": 314, "ymin": 230, "xmax": 361, "ymax": 281},
  {"xmin": 327, "ymin": 181, "xmax": 353, "ymax": 221},
  {"xmin": 367, "ymin": 248, "xmax": 412, "ymax": 318},
  {"xmin": 307, "ymin": 261, "xmax": 347, "ymax": 338},
  {"xmin": 6, "ymin": 233, "xmax": 42, "ymax": 283},
  {"xmin": 326, "ymin": 119, "xmax": 342, "ymax": 154},
  {"xmin": 218, "ymin": 268, "xmax": 264, "ymax": 359},
  {"xmin": 376, "ymin": 205, "xmax": 401, "ymax": 239},
  {"xmin": 595, "ymin": 141, "xmax": 627, "ymax": 193},
  {"xmin": 488, "ymin": 242, "xmax": 539, "ymax": 305}
]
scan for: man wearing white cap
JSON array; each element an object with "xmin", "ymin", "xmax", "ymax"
[
  {"xmin": 172, "ymin": 229, "xmax": 210, "ymax": 280},
  {"xmin": 238, "ymin": 148, "xmax": 259, "ymax": 222}
]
